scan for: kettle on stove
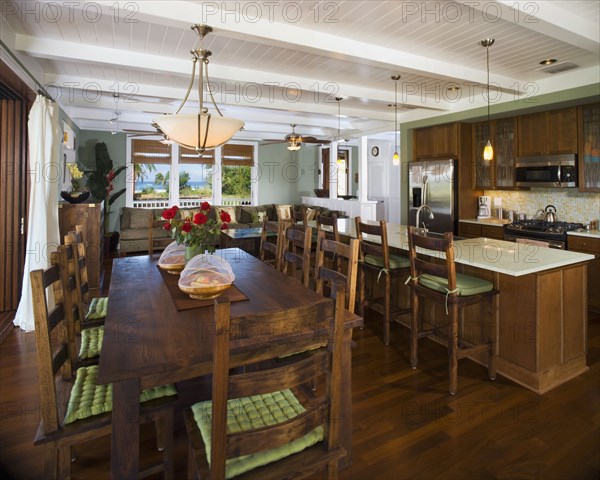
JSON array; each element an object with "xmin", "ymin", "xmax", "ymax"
[{"xmin": 542, "ymin": 205, "xmax": 558, "ymax": 223}]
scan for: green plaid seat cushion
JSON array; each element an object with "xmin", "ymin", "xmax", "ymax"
[
  {"xmin": 86, "ymin": 297, "xmax": 109, "ymax": 320},
  {"xmin": 419, "ymin": 272, "xmax": 494, "ymax": 296},
  {"xmin": 364, "ymin": 253, "xmax": 410, "ymax": 270},
  {"xmin": 79, "ymin": 326, "xmax": 104, "ymax": 359},
  {"xmin": 64, "ymin": 365, "xmax": 177, "ymax": 424},
  {"xmin": 191, "ymin": 389, "xmax": 324, "ymax": 479}
]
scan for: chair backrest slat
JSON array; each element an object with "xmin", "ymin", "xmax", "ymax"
[
  {"xmin": 316, "ymin": 213, "xmax": 339, "ymax": 243},
  {"xmin": 260, "ymin": 219, "xmax": 286, "ymax": 271}
]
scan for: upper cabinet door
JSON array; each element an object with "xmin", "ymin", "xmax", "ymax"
[
  {"xmin": 413, "ymin": 123, "xmax": 458, "ymax": 160},
  {"xmin": 547, "ymin": 108, "xmax": 578, "ymax": 154},
  {"xmin": 414, "ymin": 127, "xmax": 435, "ymax": 159},
  {"xmin": 517, "ymin": 112, "xmax": 547, "ymax": 156},
  {"xmin": 579, "ymin": 103, "xmax": 600, "ymax": 192},
  {"xmin": 518, "ymin": 107, "xmax": 577, "ymax": 156},
  {"xmin": 434, "ymin": 123, "xmax": 458, "ymax": 157}
]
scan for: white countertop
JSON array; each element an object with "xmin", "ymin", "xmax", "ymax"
[
  {"xmin": 459, "ymin": 218, "xmax": 511, "ymax": 226},
  {"xmin": 567, "ymin": 229, "xmax": 600, "ymax": 239},
  {"xmin": 334, "ymin": 219, "xmax": 594, "ymax": 277}
]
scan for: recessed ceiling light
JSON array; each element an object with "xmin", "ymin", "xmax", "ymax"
[
  {"xmin": 447, "ymin": 85, "xmax": 460, "ymax": 92},
  {"xmin": 540, "ymin": 58, "xmax": 557, "ymax": 65}
]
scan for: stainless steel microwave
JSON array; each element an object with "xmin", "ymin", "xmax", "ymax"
[{"xmin": 515, "ymin": 154, "xmax": 577, "ymax": 188}]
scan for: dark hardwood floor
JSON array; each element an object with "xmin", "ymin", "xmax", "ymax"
[{"xmin": 1, "ymin": 255, "xmax": 599, "ymax": 479}]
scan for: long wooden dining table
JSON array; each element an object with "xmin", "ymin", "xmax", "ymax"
[{"xmin": 97, "ymin": 248, "xmax": 363, "ymax": 479}]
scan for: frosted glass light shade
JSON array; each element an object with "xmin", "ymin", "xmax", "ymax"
[
  {"xmin": 483, "ymin": 140, "xmax": 494, "ymax": 161},
  {"xmin": 287, "ymin": 142, "xmax": 301, "ymax": 151},
  {"xmin": 154, "ymin": 113, "xmax": 244, "ymax": 151},
  {"xmin": 392, "ymin": 151, "xmax": 400, "ymax": 165}
]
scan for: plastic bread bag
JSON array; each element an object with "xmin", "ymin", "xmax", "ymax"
[{"xmin": 178, "ymin": 254, "xmax": 235, "ymax": 291}]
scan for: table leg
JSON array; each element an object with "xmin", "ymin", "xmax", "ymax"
[
  {"xmin": 111, "ymin": 378, "xmax": 140, "ymax": 479},
  {"xmin": 339, "ymin": 328, "xmax": 353, "ymax": 469}
]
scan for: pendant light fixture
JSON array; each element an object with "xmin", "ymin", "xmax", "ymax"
[
  {"xmin": 154, "ymin": 25, "xmax": 244, "ymax": 153},
  {"xmin": 481, "ymin": 38, "xmax": 495, "ymax": 161},
  {"xmin": 391, "ymin": 74, "xmax": 401, "ymax": 166}
]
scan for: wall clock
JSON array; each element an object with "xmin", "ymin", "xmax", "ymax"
[{"xmin": 371, "ymin": 146, "xmax": 379, "ymax": 157}]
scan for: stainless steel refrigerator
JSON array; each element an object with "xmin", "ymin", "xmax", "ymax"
[{"xmin": 408, "ymin": 159, "xmax": 457, "ymax": 234}]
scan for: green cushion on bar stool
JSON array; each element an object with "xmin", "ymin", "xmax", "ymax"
[
  {"xmin": 364, "ymin": 253, "xmax": 410, "ymax": 270},
  {"xmin": 79, "ymin": 326, "xmax": 104, "ymax": 359},
  {"xmin": 63, "ymin": 365, "xmax": 177, "ymax": 424},
  {"xmin": 419, "ymin": 272, "xmax": 494, "ymax": 296},
  {"xmin": 191, "ymin": 389, "xmax": 324, "ymax": 479},
  {"xmin": 86, "ymin": 297, "xmax": 109, "ymax": 320}
]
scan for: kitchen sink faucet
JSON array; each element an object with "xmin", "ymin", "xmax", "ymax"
[{"xmin": 416, "ymin": 204, "xmax": 434, "ymax": 233}]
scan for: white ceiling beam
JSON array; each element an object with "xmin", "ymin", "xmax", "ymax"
[
  {"xmin": 18, "ymin": 34, "xmax": 448, "ymax": 111},
  {"xmin": 487, "ymin": 1, "xmax": 599, "ymax": 53},
  {"xmin": 94, "ymin": 0, "xmax": 522, "ymax": 91},
  {"xmin": 42, "ymin": 72, "xmax": 421, "ymax": 124}
]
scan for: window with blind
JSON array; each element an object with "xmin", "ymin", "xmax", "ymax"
[
  {"xmin": 221, "ymin": 144, "xmax": 254, "ymax": 201},
  {"xmin": 178, "ymin": 147, "xmax": 215, "ymax": 200},
  {"xmin": 131, "ymin": 139, "xmax": 171, "ymax": 201}
]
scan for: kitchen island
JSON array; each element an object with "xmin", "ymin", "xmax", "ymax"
[{"xmin": 335, "ymin": 219, "xmax": 595, "ymax": 394}]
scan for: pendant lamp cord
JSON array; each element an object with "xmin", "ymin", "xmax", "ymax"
[{"xmin": 486, "ymin": 44, "xmax": 490, "ymax": 126}]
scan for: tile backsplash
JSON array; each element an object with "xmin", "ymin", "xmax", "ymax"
[{"xmin": 483, "ymin": 189, "xmax": 600, "ymax": 224}]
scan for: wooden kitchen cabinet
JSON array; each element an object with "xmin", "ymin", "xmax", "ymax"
[
  {"xmin": 517, "ymin": 107, "xmax": 577, "ymax": 156},
  {"xmin": 58, "ymin": 202, "xmax": 104, "ymax": 296},
  {"xmin": 458, "ymin": 222, "xmax": 481, "ymax": 238},
  {"xmin": 413, "ymin": 123, "xmax": 459, "ymax": 159},
  {"xmin": 578, "ymin": 103, "xmax": 600, "ymax": 192},
  {"xmin": 568, "ymin": 234, "xmax": 600, "ymax": 312},
  {"xmin": 472, "ymin": 117, "xmax": 518, "ymax": 189}
]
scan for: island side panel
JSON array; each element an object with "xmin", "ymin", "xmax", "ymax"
[{"xmin": 562, "ymin": 264, "xmax": 587, "ymax": 363}]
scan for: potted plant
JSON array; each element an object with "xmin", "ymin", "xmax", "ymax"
[{"xmin": 85, "ymin": 142, "xmax": 126, "ymax": 250}]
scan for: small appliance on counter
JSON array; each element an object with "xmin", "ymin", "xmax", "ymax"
[{"xmin": 477, "ymin": 195, "xmax": 491, "ymax": 219}]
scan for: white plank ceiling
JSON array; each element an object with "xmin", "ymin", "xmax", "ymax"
[{"xmin": 2, "ymin": 0, "xmax": 599, "ymax": 142}]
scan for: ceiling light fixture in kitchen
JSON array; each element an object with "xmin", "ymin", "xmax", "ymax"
[
  {"xmin": 481, "ymin": 38, "xmax": 495, "ymax": 161},
  {"xmin": 391, "ymin": 75, "xmax": 401, "ymax": 166},
  {"xmin": 153, "ymin": 24, "xmax": 244, "ymax": 152},
  {"xmin": 539, "ymin": 58, "xmax": 557, "ymax": 65}
]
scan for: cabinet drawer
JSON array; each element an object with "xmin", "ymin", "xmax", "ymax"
[
  {"xmin": 568, "ymin": 236, "xmax": 600, "ymax": 255},
  {"xmin": 459, "ymin": 222, "xmax": 482, "ymax": 237},
  {"xmin": 481, "ymin": 225, "xmax": 505, "ymax": 240}
]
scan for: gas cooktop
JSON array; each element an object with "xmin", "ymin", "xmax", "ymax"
[{"xmin": 506, "ymin": 220, "xmax": 585, "ymax": 234}]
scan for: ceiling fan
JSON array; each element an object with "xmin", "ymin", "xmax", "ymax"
[
  {"xmin": 262, "ymin": 124, "xmax": 331, "ymax": 151},
  {"xmin": 123, "ymin": 122, "xmax": 167, "ymax": 138}
]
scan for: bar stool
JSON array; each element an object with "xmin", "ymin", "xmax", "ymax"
[
  {"xmin": 355, "ymin": 217, "xmax": 410, "ymax": 346},
  {"xmin": 406, "ymin": 226, "xmax": 498, "ymax": 395}
]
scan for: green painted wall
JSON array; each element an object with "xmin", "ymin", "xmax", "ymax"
[
  {"xmin": 256, "ymin": 143, "xmax": 319, "ymax": 204},
  {"xmin": 76, "ymin": 131, "xmax": 127, "ymax": 232}
]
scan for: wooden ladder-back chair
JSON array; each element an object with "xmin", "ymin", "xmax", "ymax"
[
  {"xmin": 56, "ymin": 242, "xmax": 103, "ymax": 368},
  {"xmin": 314, "ymin": 231, "xmax": 359, "ymax": 314},
  {"xmin": 30, "ymin": 246, "xmax": 176, "ymax": 479},
  {"xmin": 259, "ymin": 219, "xmax": 285, "ymax": 271},
  {"xmin": 183, "ymin": 288, "xmax": 348, "ymax": 480},
  {"xmin": 64, "ymin": 226, "xmax": 108, "ymax": 330},
  {"xmin": 355, "ymin": 217, "xmax": 410, "ymax": 346},
  {"xmin": 406, "ymin": 226, "xmax": 498, "ymax": 395},
  {"xmin": 281, "ymin": 224, "xmax": 313, "ymax": 287}
]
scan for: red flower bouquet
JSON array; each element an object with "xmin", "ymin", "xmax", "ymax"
[{"xmin": 161, "ymin": 203, "xmax": 229, "ymax": 254}]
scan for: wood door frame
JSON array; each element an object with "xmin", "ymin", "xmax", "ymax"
[{"xmin": 0, "ymin": 60, "xmax": 34, "ymax": 340}]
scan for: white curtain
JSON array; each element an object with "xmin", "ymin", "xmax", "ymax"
[{"xmin": 13, "ymin": 95, "xmax": 61, "ymax": 332}]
